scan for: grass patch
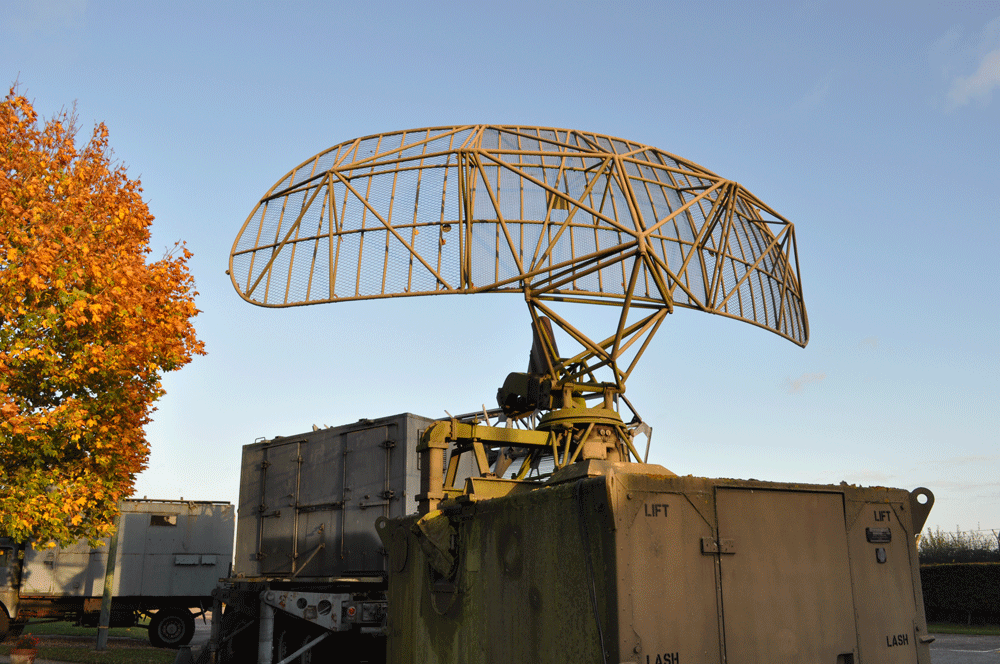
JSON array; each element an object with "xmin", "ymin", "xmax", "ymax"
[
  {"xmin": 1, "ymin": 618, "xmax": 176, "ymax": 663},
  {"xmin": 0, "ymin": 644, "xmax": 176, "ymax": 664},
  {"xmin": 928, "ymin": 622, "xmax": 1000, "ymax": 636},
  {"xmin": 15, "ymin": 620, "xmax": 150, "ymax": 640}
]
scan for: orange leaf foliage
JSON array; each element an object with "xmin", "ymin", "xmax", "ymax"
[{"xmin": 0, "ymin": 89, "xmax": 205, "ymax": 546}]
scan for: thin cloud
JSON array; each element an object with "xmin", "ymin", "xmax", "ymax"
[
  {"xmin": 933, "ymin": 16, "xmax": 1000, "ymax": 110},
  {"xmin": 914, "ymin": 479, "xmax": 1000, "ymax": 491},
  {"xmin": 935, "ymin": 454, "xmax": 999, "ymax": 467},
  {"xmin": 785, "ymin": 372, "xmax": 826, "ymax": 393},
  {"xmin": 947, "ymin": 47, "xmax": 1000, "ymax": 108}
]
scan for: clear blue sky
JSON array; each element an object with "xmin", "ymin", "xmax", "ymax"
[{"xmin": 3, "ymin": 0, "xmax": 997, "ymax": 535}]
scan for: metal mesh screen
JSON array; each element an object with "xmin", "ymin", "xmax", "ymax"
[{"xmin": 231, "ymin": 125, "xmax": 807, "ymax": 346}]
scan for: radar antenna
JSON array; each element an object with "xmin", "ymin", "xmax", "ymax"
[{"xmin": 231, "ymin": 126, "xmax": 807, "ymax": 506}]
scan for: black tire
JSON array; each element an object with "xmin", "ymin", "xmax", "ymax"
[
  {"xmin": 276, "ymin": 625, "xmax": 314, "ymax": 664},
  {"xmin": 0, "ymin": 608, "xmax": 9, "ymax": 642},
  {"xmin": 148, "ymin": 608, "xmax": 195, "ymax": 648}
]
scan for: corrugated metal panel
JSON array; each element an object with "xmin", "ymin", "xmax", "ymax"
[{"xmin": 234, "ymin": 412, "xmax": 433, "ymax": 578}]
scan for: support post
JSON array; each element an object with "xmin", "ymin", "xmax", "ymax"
[
  {"xmin": 417, "ymin": 423, "xmax": 450, "ymax": 514},
  {"xmin": 96, "ymin": 511, "xmax": 122, "ymax": 651},
  {"xmin": 258, "ymin": 593, "xmax": 274, "ymax": 664},
  {"xmin": 208, "ymin": 592, "xmax": 223, "ymax": 663}
]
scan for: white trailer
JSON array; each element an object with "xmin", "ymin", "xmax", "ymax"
[{"xmin": 0, "ymin": 499, "xmax": 234, "ymax": 648}]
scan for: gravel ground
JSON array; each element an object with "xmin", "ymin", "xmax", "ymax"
[{"xmin": 929, "ymin": 633, "xmax": 1000, "ymax": 663}]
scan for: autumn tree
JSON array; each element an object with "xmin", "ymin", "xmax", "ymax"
[{"xmin": 0, "ymin": 89, "xmax": 205, "ymax": 545}]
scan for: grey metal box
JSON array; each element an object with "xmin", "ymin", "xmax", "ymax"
[
  {"xmin": 20, "ymin": 500, "xmax": 234, "ymax": 598},
  {"xmin": 234, "ymin": 413, "xmax": 435, "ymax": 578}
]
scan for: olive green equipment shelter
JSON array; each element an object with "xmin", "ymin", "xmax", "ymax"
[{"xmin": 378, "ymin": 461, "xmax": 935, "ymax": 664}]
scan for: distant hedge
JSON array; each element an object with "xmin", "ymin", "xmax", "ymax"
[
  {"xmin": 919, "ymin": 528, "xmax": 998, "ymax": 564},
  {"xmin": 921, "ymin": 563, "xmax": 1000, "ymax": 619}
]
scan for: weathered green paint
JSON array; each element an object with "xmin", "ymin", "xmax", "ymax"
[{"xmin": 383, "ymin": 479, "xmax": 615, "ymax": 663}]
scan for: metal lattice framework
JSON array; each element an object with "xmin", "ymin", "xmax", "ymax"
[{"xmin": 231, "ymin": 125, "xmax": 807, "ymax": 393}]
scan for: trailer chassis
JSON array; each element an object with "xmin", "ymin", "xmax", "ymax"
[{"xmin": 207, "ymin": 577, "xmax": 387, "ymax": 664}]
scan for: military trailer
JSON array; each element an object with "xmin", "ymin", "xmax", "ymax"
[
  {"xmin": 0, "ymin": 499, "xmax": 234, "ymax": 648},
  {"xmin": 205, "ymin": 412, "xmax": 936, "ymax": 664}
]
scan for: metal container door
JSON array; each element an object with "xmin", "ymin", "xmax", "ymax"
[
  {"xmin": 618, "ymin": 489, "xmax": 722, "ymax": 664},
  {"xmin": 716, "ymin": 488, "xmax": 858, "ymax": 664},
  {"xmin": 294, "ymin": 430, "xmax": 349, "ymax": 577},
  {"xmin": 258, "ymin": 441, "xmax": 302, "ymax": 576},
  {"xmin": 342, "ymin": 424, "xmax": 397, "ymax": 573}
]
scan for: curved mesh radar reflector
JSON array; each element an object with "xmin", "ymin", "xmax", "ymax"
[{"xmin": 231, "ymin": 126, "xmax": 808, "ymax": 346}]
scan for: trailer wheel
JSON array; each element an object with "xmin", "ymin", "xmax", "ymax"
[
  {"xmin": 276, "ymin": 624, "xmax": 316, "ymax": 664},
  {"xmin": 148, "ymin": 608, "xmax": 195, "ymax": 648}
]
